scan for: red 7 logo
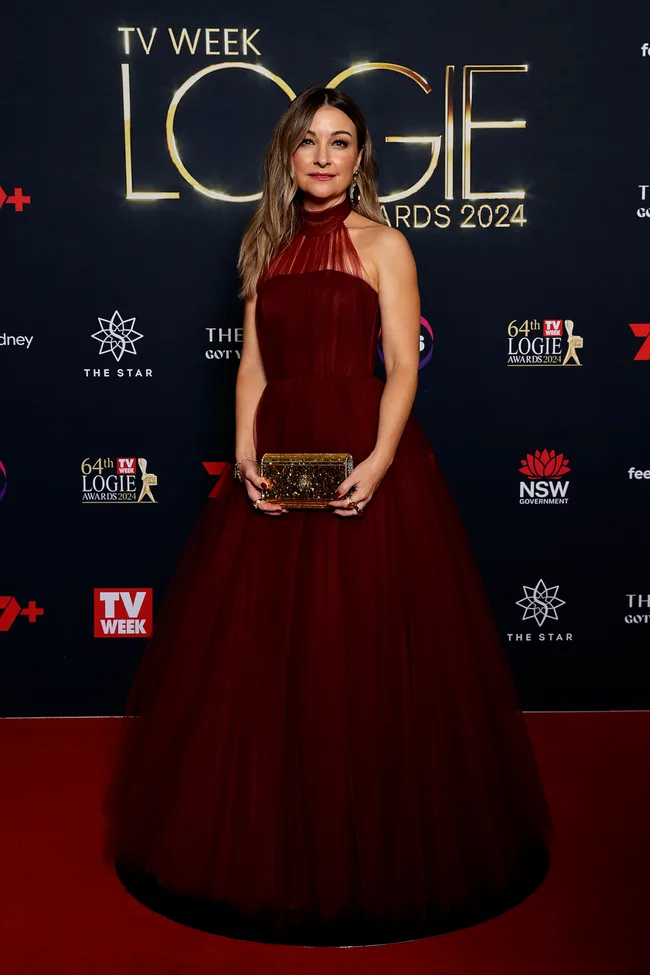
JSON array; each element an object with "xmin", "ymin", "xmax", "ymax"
[
  {"xmin": 202, "ymin": 461, "xmax": 227, "ymax": 498},
  {"xmin": 629, "ymin": 323, "xmax": 650, "ymax": 360},
  {"xmin": 0, "ymin": 596, "xmax": 21, "ymax": 631}
]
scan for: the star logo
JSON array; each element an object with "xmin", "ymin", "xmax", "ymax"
[
  {"xmin": 92, "ymin": 310, "xmax": 143, "ymax": 361},
  {"xmin": 516, "ymin": 579, "xmax": 566, "ymax": 627}
]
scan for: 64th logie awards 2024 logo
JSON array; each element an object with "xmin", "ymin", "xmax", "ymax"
[
  {"xmin": 81, "ymin": 457, "xmax": 158, "ymax": 503},
  {"xmin": 507, "ymin": 319, "xmax": 584, "ymax": 366}
]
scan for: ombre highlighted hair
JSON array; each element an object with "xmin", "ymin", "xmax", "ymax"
[{"xmin": 237, "ymin": 85, "xmax": 386, "ymax": 298}]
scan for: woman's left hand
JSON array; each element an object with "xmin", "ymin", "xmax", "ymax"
[{"xmin": 328, "ymin": 455, "xmax": 389, "ymax": 517}]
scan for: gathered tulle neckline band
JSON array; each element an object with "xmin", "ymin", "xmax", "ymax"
[{"xmin": 299, "ymin": 196, "xmax": 352, "ymax": 236}]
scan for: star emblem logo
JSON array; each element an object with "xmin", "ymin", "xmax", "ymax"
[
  {"xmin": 516, "ymin": 579, "xmax": 566, "ymax": 627},
  {"xmin": 92, "ymin": 310, "xmax": 143, "ymax": 361}
]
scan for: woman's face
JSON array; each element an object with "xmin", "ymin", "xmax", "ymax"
[{"xmin": 292, "ymin": 105, "xmax": 363, "ymax": 203}]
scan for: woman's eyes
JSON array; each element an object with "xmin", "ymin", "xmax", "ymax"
[{"xmin": 299, "ymin": 138, "xmax": 349, "ymax": 148}]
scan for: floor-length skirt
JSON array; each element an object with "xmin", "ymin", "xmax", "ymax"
[{"xmin": 103, "ymin": 377, "xmax": 553, "ymax": 944}]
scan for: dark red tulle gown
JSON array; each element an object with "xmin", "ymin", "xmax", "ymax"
[{"xmin": 102, "ymin": 197, "xmax": 553, "ymax": 946}]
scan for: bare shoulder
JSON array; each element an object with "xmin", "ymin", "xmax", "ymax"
[
  {"xmin": 346, "ymin": 213, "xmax": 415, "ymax": 276},
  {"xmin": 349, "ymin": 212, "xmax": 411, "ymax": 252},
  {"xmin": 345, "ymin": 212, "xmax": 416, "ymax": 292}
]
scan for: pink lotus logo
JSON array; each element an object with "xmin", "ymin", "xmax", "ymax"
[{"xmin": 519, "ymin": 449, "xmax": 570, "ymax": 479}]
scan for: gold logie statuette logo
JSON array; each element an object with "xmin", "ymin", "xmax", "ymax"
[
  {"xmin": 118, "ymin": 34, "xmax": 528, "ymax": 225},
  {"xmin": 507, "ymin": 319, "xmax": 584, "ymax": 367},
  {"xmin": 81, "ymin": 456, "xmax": 158, "ymax": 503}
]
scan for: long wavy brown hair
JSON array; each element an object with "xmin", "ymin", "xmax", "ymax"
[{"xmin": 237, "ymin": 85, "xmax": 386, "ymax": 298}]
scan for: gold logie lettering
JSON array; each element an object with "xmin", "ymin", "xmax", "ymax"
[
  {"xmin": 445, "ymin": 65, "xmax": 454, "ymax": 200},
  {"xmin": 166, "ymin": 63, "xmax": 295, "ymax": 202},
  {"xmin": 462, "ymin": 65, "xmax": 527, "ymax": 200},
  {"xmin": 383, "ymin": 136, "xmax": 441, "ymax": 203},
  {"xmin": 121, "ymin": 64, "xmax": 179, "ymax": 199},
  {"xmin": 120, "ymin": 57, "xmax": 526, "ymax": 204},
  {"xmin": 327, "ymin": 63, "xmax": 441, "ymax": 204}
]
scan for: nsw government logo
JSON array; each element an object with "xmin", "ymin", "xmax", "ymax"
[
  {"xmin": 81, "ymin": 457, "xmax": 158, "ymax": 502},
  {"xmin": 84, "ymin": 310, "xmax": 152, "ymax": 379},
  {"xmin": 94, "ymin": 589, "xmax": 153, "ymax": 637},
  {"xmin": 519, "ymin": 449, "xmax": 570, "ymax": 505},
  {"xmin": 507, "ymin": 579, "xmax": 572, "ymax": 643},
  {"xmin": 507, "ymin": 319, "xmax": 583, "ymax": 366}
]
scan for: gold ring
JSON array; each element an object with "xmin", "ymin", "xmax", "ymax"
[{"xmin": 253, "ymin": 498, "xmax": 262, "ymax": 509}]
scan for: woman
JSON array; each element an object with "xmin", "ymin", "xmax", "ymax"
[{"xmin": 103, "ymin": 85, "xmax": 554, "ymax": 947}]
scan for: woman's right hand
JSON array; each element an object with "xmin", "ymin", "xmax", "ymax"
[{"xmin": 239, "ymin": 460, "xmax": 288, "ymax": 516}]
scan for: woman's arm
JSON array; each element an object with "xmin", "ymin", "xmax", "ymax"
[
  {"xmin": 328, "ymin": 227, "xmax": 421, "ymax": 516},
  {"xmin": 368, "ymin": 227, "xmax": 421, "ymax": 470},
  {"xmin": 234, "ymin": 295, "xmax": 287, "ymax": 515},
  {"xmin": 235, "ymin": 294, "xmax": 267, "ymax": 464}
]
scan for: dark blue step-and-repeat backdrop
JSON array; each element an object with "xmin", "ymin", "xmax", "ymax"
[{"xmin": 1, "ymin": 0, "xmax": 648, "ymax": 715}]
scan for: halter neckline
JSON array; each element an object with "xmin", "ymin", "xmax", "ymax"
[{"xmin": 299, "ymin": 196, "xmax": 352, "ymax": 236}]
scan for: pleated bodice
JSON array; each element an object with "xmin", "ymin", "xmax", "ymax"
[{"xmin": 255, "ymin": 197, "xmax": 380, "ymax": 381}]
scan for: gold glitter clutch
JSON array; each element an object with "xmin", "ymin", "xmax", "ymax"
[{"xmin": 259, "ymin": 452, "xmax": 355, "ymax": 509}]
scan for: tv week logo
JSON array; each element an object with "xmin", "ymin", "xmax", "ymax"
[
  {"xmin": 543, "ymin": 319, "xmax": 563, "ymax": 337},
  {"xmin": 94, "ymin": 589, "xmax": 153, "ymax": 637}
]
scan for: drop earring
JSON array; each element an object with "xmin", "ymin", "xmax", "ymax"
[{"xmin": 348, "ymin": 170, "xmax": 360, "ymax": 207}]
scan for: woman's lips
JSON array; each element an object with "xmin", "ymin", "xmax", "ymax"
[{"xmin": 308, "ymin": 173, "xmax": 335, "ymax": 181}]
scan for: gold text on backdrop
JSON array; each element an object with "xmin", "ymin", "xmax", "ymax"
[{"xmin": 118, "ymin": 35, "xmax": 528, "ymax": 224}]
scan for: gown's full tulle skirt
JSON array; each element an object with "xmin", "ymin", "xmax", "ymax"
[{"xmin": 102, "ymin": 203, "xmax": 553, "ymax": 945}]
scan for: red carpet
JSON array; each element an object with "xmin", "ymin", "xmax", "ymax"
[{"xmin": 0, "ymin": 713, "xmax": 648, "ymax": 974}]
